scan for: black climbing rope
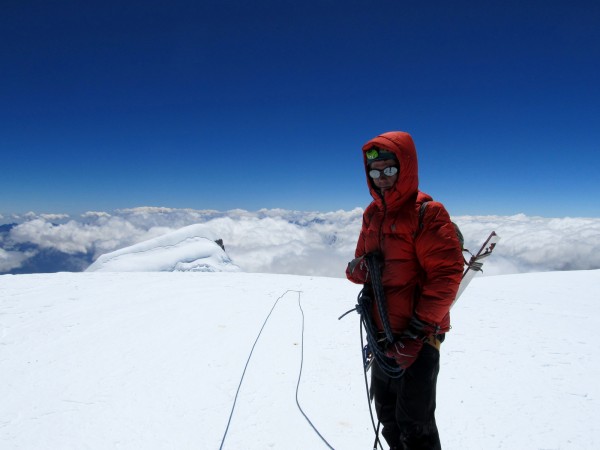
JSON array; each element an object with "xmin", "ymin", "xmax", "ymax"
[{"xmin": 219, "ymin": 289, "xmax": 334, "ymax": 449}]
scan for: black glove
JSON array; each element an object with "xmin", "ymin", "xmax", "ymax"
[{"xmin": 402, "ymin": 316, "xmax": 437, "ymax": 340}]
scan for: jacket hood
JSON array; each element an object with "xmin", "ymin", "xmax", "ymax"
[{"xmin": 362, "ymin": 131, "xmax": 419, "ymax": 209}]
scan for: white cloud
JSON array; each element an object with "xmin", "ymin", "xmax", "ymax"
[
  {"xmin": 6, "ymin": 211, "xmax": 71, "ymax": 224},
  {"xmin": 8, "ymin": 218, "xmax": 159, "ymax": 257},
  {"xmin": 81, "ymin": 211, "xmax": 112, "ymax": 219},
  {"xmin": 199, "ymin": 212, "xmax": 361, "ymax": 277},
  {"xmin": 0, "ymin": 248, "xmax": 33, "ymax": 272},
  {"xmin": 3, "ymin": 208, "xmax": 600, "ymax": 276},
  {"xmin": 39, "ymin": 213, "xmax": 71, "ymax": 221},
  {"xmin": 454, "ymin": 215, "xmax": 600, "ymax": 274}
]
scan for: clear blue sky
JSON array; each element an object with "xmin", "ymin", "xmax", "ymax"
[{"xmin": 1, "ymin": 0, "xmax": 599, "ymax": 217}]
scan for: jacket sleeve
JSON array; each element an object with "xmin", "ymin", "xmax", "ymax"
[
  {"xmin": 414, "ymin": 202, "xmax": 464, "ymax": 326},
  {"xmin": 346, "ymin": 211, "xmax": 370, "ymax": 284}
]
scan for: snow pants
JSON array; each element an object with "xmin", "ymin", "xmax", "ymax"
[{"xmin": 371, "ymin": 342, "xmax": 442, "ymax": 450}]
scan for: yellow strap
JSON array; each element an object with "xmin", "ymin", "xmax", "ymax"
[{"xmin": 425, "ymin": 335, "xmax": 441, "ymax": 351}]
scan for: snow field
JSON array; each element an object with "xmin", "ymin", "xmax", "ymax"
[{"xmin": 1, "ymin": 270, "xmax": 599, "ymax": 449}]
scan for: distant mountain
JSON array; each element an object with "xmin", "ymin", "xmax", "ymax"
[{"xmin": 86, "ymin": 223, "xmax": 240, "ymax": 272}]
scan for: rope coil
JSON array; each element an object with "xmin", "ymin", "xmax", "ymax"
[{"xmin": 356, "ymin": 254, "xmax": 405, "ymax": 379}]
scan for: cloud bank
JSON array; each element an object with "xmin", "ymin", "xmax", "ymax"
[{"xmin": 2, "ymin": 207, "xmax": 599, "ymax": 276}]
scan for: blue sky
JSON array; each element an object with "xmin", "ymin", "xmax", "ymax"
[{"xmin": 1, "ymin": 0, "xmax": 599, "ymax": 218}]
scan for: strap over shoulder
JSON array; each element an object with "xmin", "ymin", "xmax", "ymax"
[{"xmin": 417, "ymin": 201, "xmax": 465, "ymax": 251}]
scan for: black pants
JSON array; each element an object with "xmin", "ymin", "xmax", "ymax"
[{"xmin": 371, "ymin": 343, "xmax": 442, "ymax": 450}]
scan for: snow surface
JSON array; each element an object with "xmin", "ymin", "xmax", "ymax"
[
  {"xmin": 85, "ymin": 224, "xmax": 241, "ymax": 273},
  {"xmin": 1, "ymin": 270, "xmax": 599, "ymax": 449}
]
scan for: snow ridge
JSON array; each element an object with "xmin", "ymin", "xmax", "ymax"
[{"xmin": 86, "ymin": 224, "xmax": 241, "ymax": 272}]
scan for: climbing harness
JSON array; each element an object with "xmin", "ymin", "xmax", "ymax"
[{"xmin": 219, "ymin": 289, "xmax": 334, "ymax": 450}]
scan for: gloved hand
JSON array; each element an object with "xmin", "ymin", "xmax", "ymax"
[
  {"xmin": 385, "ymin": 317, "xmax": 436, "ymax": 369},
  {"xmin": 385, "ymin": 336, "xmax": 423, "ymax": 370},
  {"xmin": 346, "ymin": 252, "xmax": 384, "ymax": 284},
  {"xmin": 347, "ymin": 255, "xmax": 368, "ymax": 282}
]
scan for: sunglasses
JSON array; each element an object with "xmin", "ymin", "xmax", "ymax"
[{"xmin": 369, "ymin": 166, "xmax": 398, "ymax": 179}]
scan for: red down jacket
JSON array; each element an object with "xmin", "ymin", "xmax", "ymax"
[{"xmin": 346, "ymin": 131, "xmax": 464, "ymax": 334}]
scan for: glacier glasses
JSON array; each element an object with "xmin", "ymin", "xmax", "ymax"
[{"xmin": 368, "ymin": 166, "xmax": 399, "ymax": 179}]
